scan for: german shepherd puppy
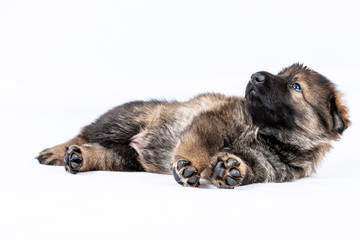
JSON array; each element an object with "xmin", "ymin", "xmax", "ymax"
[{"xmin": 36, "ymin": 63, "xmax": 350, "ymax": 189}]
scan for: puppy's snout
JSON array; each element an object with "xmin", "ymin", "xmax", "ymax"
[{"xmin": 251, "ymin": 72, "xmax": 266, "ymax": 84}]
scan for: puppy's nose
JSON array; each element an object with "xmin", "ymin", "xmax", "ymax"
[{"xmin": 251, "ymin": 72, "xmax": 266, "ymax": 84}]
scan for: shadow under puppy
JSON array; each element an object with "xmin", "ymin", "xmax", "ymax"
[{"xmin": 36, "ymin": 63, "xmax": 350, "ymax": 189}]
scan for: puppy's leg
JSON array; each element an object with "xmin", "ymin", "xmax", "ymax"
[
  {"xmin": 171, "ymin": 111, "xmax": 233, "ymax": 187},
  {"xmin": 63, "ymin": 143, "xmax": 135, "ymax": 173},
  {"xmin": 173, "ymin": 140, "xmax": 248, "ymax": 188},
  {"xmin": 171, "ymin": 106, "xmax": 251, "ymax": 188},
  {"xmin": 36, "ymin": 136, "xmax": 86, "ymax": 166},
  {"xmin": 36, "ymin": 100, "xmax": 162, "ymax": 170},
  {"xmin": 171, "ymin": 133, "xmax": 210, "ymax": 187}
]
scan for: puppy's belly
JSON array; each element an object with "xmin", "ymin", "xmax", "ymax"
[{"xmin": 129, "ymin": 131, "xmax": 147, "ymax": 155}]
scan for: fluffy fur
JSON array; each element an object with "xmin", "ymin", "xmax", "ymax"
[{"xmin": 36, "ymin": 63, "xmax": 350, "ymax": 189}]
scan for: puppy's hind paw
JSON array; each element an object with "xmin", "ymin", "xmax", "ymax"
[{"xmin": 64, "ymin": 146, "xmax": 84, "ymax": 174}]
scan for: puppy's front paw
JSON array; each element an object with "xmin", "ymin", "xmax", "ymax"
[
  {"xmin": 211, "ymin": 153, "xmax": 246, "ymax": 189},
  {"xmin": 172, "ymin": 159, "xmax": 200, "ymax": 187}
]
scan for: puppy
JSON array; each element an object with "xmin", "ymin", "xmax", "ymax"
[{"xmin": 36, "ymin": 63, "xmax": 350, "ymax": 188}]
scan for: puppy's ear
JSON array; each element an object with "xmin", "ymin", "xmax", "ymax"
[{"xmin": 329, "ymin": 93, "xmax": 350, "ymax": 135}]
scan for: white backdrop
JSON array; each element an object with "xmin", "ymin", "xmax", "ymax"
[{"xmin": 1, "ymin": 1, "xmax": 359, "ymax": 239}]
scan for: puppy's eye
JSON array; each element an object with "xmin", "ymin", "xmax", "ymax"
[{"xmin": 289, "ymin": 83, "xmax": 302, "ymax": 92}]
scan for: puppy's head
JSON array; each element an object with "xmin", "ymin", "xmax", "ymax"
[{"xmin": 245, "ymin": 63, "xmax": 350, "ymax": 146}]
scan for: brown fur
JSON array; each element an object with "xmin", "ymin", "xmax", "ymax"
[{"xmin": 36, "ymin": 64, "xmax": 350, "ymax": 189}]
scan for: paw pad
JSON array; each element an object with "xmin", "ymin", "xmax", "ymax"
[
  {"xmin": 212, "ymin": 157, "xmax": 245, "ymax": 189},
  {"xmin": 64, "ymin": 146, "xmax": 83, "ymax": 174},
  {"xmin": 172, "ymin": 160, "xmax": 200, "ymax": 187}
]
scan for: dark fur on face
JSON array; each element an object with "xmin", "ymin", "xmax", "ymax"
[
  {"xmin": 36, "ymin": 63, "xmax": 350, "ymax": 189},
  {"xmin": 246, "ymin": 63, "xmax": 350, "ymax": 147}
]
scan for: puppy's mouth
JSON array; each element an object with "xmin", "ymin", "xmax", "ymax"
[{"xmin": 245, "ymin": 81, "xmax": 259, "ymax": 101}]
